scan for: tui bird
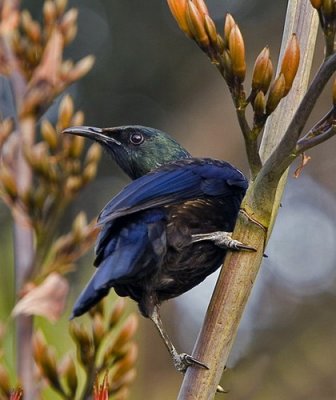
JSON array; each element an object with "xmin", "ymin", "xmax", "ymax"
[{"xmin": 63, "ymin": 125, "xmax": 252, "ymax": 372}]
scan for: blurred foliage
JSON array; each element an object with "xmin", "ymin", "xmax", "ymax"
[{"xmin": 0, "ymin": 0, "xmax": 137, "ymax": 398}]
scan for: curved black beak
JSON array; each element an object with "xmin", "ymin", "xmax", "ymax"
[{"xmin": 62, "ymin": 126, "xmax": 121, "ymax": 146}]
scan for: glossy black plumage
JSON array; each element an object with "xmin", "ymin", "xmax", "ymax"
[
  {"xmin": 71, "ymin": 158, "xmax": 247, "ymax": 318},
  {"xmin": 64, "ymin": 125, "xmax": 249, "ymax": 371}
]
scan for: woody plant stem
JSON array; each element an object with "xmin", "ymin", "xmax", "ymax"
[{"xmin": 178, "ymin": 1, "xmax": 321, "ymax": 398}]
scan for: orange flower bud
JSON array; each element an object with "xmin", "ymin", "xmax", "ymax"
[
  {"xmin": 266, "ymin": 73, "xmax": 286, "ymax": 114},
  {"xmin": 43, "ymin": 0, "xmax": 57, "ymax": 25},
  {"xmin": 204, "ymin": 15, "xmax": 217, "ymax": 48},
  {"xmin": 186, "ymin": 1, "xmax": 210, "ymax": 47},
  {"xmin": 33, "ymin": 330, "xmax": 48, "ymax": 362},
  {"xmin": 252, "ymin": 47, "xmax": 270, "ymax": 91},
  {"xmin": 55, "ymin": 0, "xmax": 68, "ymax": 15},
  {"xmin": 40, "ymin": 348, "xmax": 60, "ymax": 388},
  {"xmin": 71, "ymin": 110, "xmax": 85, "ymax": 126},
  {"xmin": 62, "ymin": 355, "xmax": 78, "ymax": 395},
  {"xmin": 216, "ymin": 34, "xmax": 225, "ymax": 54},
  {"xmin": 167, "ymin": 0, "xmax": 192, "ymax": 37},
  {"xmin": 228, "ymin": 24, "xmax": 246, "ymax": 81},
  {"xmin": 41, "ymin": 119, "xmax": 58, "ymax": 150},
  {"xmin": 58, "ymin": 95, "xmax": 74, "ymax": 130},
  {"xmin": 110, "ymin": 369, "xmax": 136, "ymax": 392},
  {"xmin": 280, "ymin": 34, "xmax": 300, "ymax": 95},
  {"xmin": 222, "ymin": 50, "xmax": 233, "ymax": 81},
  {"xmin": 68, "ymin": 55, "xmax": 95, "ymax": 82},
  {"xmin": 0, "ymin": 365, "xmax": 10, "ymax": 395},
  {"xmin": 260, "ymin": 58, "xmax": 274, "ymax": 93},
  {"xmin": 310, "ymin": 0, "xmax": 322, "ymax": 9},
  {"xmin": 193, "ymin": 0, "xmax": 209, "ymax": 16},
  {"xmin": 72, "ymin": 212, "xmax": 87, "ymax": 242},
  {"xmin": 253, "ymin": 90, "xmax": 266, "ymax": 117},
  {"xmin": 109, "ymin": 299, "xmax": 126, "ymax": 328},
  {"xmin": 92, "ymin": 314, "xmax": 106, "ymax": 348},
  {"xmin": 0, "ymin": 167, "xmax": 17, "ymax": 199},
  {"xmin": 113, "ymin": 314, "xmax": 138, "ymax": 350},
  {"xmin": 223, "ymin": 13, "xmax": 235, "ymax": 47},
  {"xmin": 85, "ymin": 143, "xmax": 102, "ymax": 165},
  {"xmin": 82, "ymin": 163, "xmax": 98, "ymax": 183},
  {"xmin": 65, "ymin": 176, "xmax": 82, "ymax": 192},
  {"xmin": 68, "ymin": 135, "xmax": 84, "ymax": 158},
  {"xmin": 112, "ymin": 343, "xmax": 138, "ymax": 382}
]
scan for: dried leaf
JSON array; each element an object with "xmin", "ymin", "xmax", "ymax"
[
  {"xmin": 294, "ymin": 152, "xmax": 311, "ymax": 178},
  {"xmin": 12, "ymin": 273, "xmax": 69, "ymax": 322}
]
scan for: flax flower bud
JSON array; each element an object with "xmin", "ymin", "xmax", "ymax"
[
  {"xmin": 280, "ymin": 34, "xmax": 300, "ymax": 95},
  {"xmin": 193, "ymin": 0, "xmax": 209, "ymax": 16},
  {"xmin": 223, "ymin": 13, "xmax": 235, "ymax": 47},
  {"xmin": 0, "ymin": 167, "xmax": 17, "ymax": 199},
  {"xmin": 204, "ymin": 15, "xmax": 217, "ymax": 48},
  {"xmin": 253, "ymin": 91, "xmax": 266, "ymax": 117},
  {"xmin": 266, "ymin": 73, "xmax": 286, "ymax": 114},
  {"xmin": 260, "ymin": 59, "xmax": 274, "ymax": 93},
  {"xmin": 229, "ymin": 24, "xmax": 246, "ymax": 81},
  {"xmin": 92, "ymin": 314, "xmax": 105, "ymax": 348},
  {"xmin": 59, "ymin": 95, "xmax": 74, "ymax": 129},
  {"xmin": 41, "ymin": 120, "xmax": 58, "ymax": 150},
  {"xmin": 186, "ymin": 1, "xmax": 210, "ymax": 47},
  {"xmin": 43, "ymin": 1, "xmax": 57, "ymax": 25},
  {"xmin": 62, "ymin": 355, "xmax": 78, "ymax": 395},
  {"xmin": 310, "ymin": 0, "xmax": 322, "ymax": 9},
  {"xmin": 109, "ymin": 299, "xmax": 126, "ymax": 329},
  {"xmin": 113, "ymin": 314, "xmax": 138, "ymax": 350},
  {"xmin": 167, "ymin": 0, "xmax": 191, "ymax": 37},
  {"xmin": 252, "ymin": 47, "xmax": 271, "ymax": 91}
]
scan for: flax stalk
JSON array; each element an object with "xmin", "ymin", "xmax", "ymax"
[{"xmin": 178, "ymin": 1, "xmax": 319, "ymax": 398}]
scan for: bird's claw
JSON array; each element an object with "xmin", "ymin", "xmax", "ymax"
[
  {"xmin": 192, "ymin": 231, "xmax": 256, "ymax": 252},
  {"xmin": 174, "ymin": 352, "xmax": 208, "ymax": 373}
]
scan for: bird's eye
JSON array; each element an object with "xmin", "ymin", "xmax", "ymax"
[{"xmin": 130, "ymin": 132, "xmax": 144, "ymax": 145}]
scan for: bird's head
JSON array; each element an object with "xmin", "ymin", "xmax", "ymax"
[{"xmin": 63, "ymin": 125, "xmax": 191, "ymax": 179}]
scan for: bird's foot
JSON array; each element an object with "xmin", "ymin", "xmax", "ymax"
[
  {"xmin": 192, "ymin": 231, "xmax": 256, "ymax": 251},
  {"xmin": 173, "ymin": 352, "xmax": 208, "ymax": 373}
]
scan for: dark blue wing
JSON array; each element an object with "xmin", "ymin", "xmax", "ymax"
[
  {"xmin": 71, "ymin": 209, "xmax": 167, "ymax": 318},
  {"xmin": 98, "ymin": 158, "xmax": 247, "ymax": 225}
]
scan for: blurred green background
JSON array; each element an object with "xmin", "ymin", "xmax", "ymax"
[{"xmin": 1, "ymin": 0, "xmax": 336, "ymax": 398}]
